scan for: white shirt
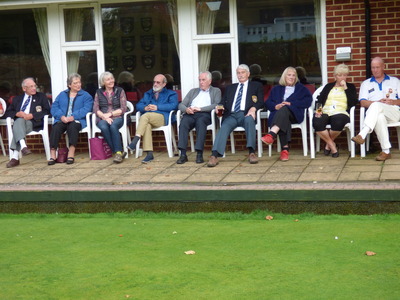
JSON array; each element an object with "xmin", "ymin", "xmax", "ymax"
[
  {"xmin": 359, "ymin": 74, "xmax": 400, "ymax": 101},
  {"xmin": 231, "ymin": 81, "xmax": 249, "ymax": 111},
  {"xmin": 22, "ymin": 94, "xmax": 32, "ymax": 114},
  {"xmin": 190, "ymin": 88, "xmax": 211, "ymax": 108}
]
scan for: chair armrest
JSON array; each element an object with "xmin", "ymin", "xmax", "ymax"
[
  {"xmin": 168, "ymin": 110, "xmax": 176, "ymax": 125},
  {"xmin": 176, "ymin": 110, "xmax": 182, "ymax": 129}
]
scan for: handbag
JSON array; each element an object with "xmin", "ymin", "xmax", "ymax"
[
  {"xmin": 56, "ymin": 147, "xmax": 68, "ymax": 163},
  {"xmin": 89, "ymin": 137, "xmax": 113, "ymax": 160}
]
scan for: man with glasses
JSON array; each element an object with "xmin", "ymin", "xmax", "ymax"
[
  {"xmin": 6, "ymin": 77, "xmax": 50, "ymax": 168},
  {"xmin": 127, "ymin": 74, "xmax": 178, "ymax": 163}
]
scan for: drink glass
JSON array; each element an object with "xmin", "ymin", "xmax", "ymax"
[
  {"xmin": 216, "ymin": 105, "xmax": 224, "ymax": 117},
  {"xmin": 315, "ymin": 103, "xmax": 323, "ymax": 117}
]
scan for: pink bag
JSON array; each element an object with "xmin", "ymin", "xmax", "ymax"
[
  {"xmin": 89, "ymin": 137, "xmax": 112, "ymax": 160},
  {"xmin": 56, "ymin": 147, "xmax": 68, "ymax": 163}
]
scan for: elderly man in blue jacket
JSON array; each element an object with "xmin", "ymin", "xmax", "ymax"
[{"xmin": 127, "ymin": 74, "xmax": 178, "ymax": 163}]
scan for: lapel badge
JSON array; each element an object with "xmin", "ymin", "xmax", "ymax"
[
  {"xmin": 252, "ymin": 95, "xmax": 258, "ymax": 103},
  {"xmin": 36, "ymin": 106, "xmax": 42, "ymax": 112}
]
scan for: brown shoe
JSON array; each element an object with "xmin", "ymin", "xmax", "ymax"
[
  {"xmin": 21, "ymin": 147, "xmax": 32, "ymax": 156},
  {"xmin": 207, "ymin": 156, "xmax": 219, "ymax": 167},
  {"xmin": 6, "ymin": 159, "xmax": 20, "ymax": 168},
  {"xmin": 248, "ymin": 153, "xmax": 258, "ymax": 164},
  {"xmin": 351, "ymin": 135, "xmax": 365, "ymax": 145},
  {"xmin": 375, "ymin": 152, "xmax": 391, "ymax": 161}
]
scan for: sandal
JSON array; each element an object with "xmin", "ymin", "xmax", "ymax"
[
  {"xmin": 66, "ymin": 157, "xmax": 75, "ymax": 165},
  {"xmin": 48, "ymin": 158, "xmax": 56, "ymax": 166}
]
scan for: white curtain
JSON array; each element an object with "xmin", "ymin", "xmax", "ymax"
[
  {"xmin": 64, "ymin": 9, "xmax": 85, "ymax": 74},
  {"xmin": 33, "ymin": 8, "xmax": 51, "ymax": 76},
  {"xmin": 197, "ymin": 2, "xmax": 219, "ymax": 72},
  {"xmin": 314, "ymin": 0, "xmax": 322, "ymax": 67},
  {"xmin": 167, "ymin": 0, "xmax": 179, "ymax": 57}
]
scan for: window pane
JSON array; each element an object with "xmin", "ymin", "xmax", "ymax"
[
  {"xmin": 101, "ymin": 1, "xmax": 180, "ymax": 96},
  {"xmin": 64, "ymin": 8, "xmax": 96, "ymax": 42},
  {"xmin": 199, "ymin": 44, "xmax": 232, "ymax": 94},
  {"xmin": 0, "ymin": 9, "xmax": 51, "ymax": 102},
  {"xmin": 67, "ymin": 51, "xmax": 98, "ymax": 97},
  {"xmin": 237, "ymin": 0, "xmax": 321, "ymax": 86},
  {"xmin": 196, "ymin": 0, "xmax": 230, "ymax": 34}
]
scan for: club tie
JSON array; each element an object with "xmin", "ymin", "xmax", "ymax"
[
  {"xmin": 234, "ymin": 84, "xmax": 244, "ymax": 112},
  {"xmin": 20, "ymin": 96, "xmax": 31, "ymax": 112}
]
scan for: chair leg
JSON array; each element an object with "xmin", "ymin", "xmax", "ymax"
[
  {"xmin": 189, "ymin": 131, "xmax": 195, "ymax": 152},
  {"xmin": 0, "ymin": 133, "xmax": 5, "ymax": 156},
  {"xmin": 230, "ymin": 132, "xmax": 235, "ymax": 154},
  {"xmin": 164, "ymin": 129, "xmax": 173, "ymax": 158}
]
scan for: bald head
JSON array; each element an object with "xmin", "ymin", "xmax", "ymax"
[{"xmin": 371, "ymin": 57, "xmax": 385, "ymax": 80}]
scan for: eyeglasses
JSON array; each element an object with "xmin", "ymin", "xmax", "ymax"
[
  {"xmin": 25, "ymin": 85, "xmax": 37, "ymax": 89},
  {"xmin": 153, "ymin": 81, "xmax": 163, "ymax": 84}
]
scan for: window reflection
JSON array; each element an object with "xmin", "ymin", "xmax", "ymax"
[
  {"xmin": 101, "ymin": 1, "xmax": 180, "ymax": 97},
  {"xmin": 196, "ymin": 0, "xmax": 230, "ymax": 35},
  {"xmin": 0, "ymin": 9, "xmax": 51, "ymax": 102},
  {"xmin": 237, "ymin": 0, "xmax": 321, "ymax": 87},
  {"xmin": 67, "ymin": 51, "xmax": 97, "ymax": 97}
]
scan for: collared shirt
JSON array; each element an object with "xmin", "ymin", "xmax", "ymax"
[
  {"xmin": 190, "ymin": 88, "xmax": 211, "ymax": 108},
  {"xmin": 231, "ymin": 81, "xmax": 249, "ymax": 111},
  {"xmin": 22, "ymin": 93, "xmax": 32, "ymax": 114},
  {"xmin": 359, "ymin": 74, "xmax": 400, "ymax": 102}
]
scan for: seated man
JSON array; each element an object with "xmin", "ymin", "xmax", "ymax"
[
  {"xmin": 352, "ymin": 57, "xmax": 400, "ymax": 161},
  {"xmin": 177, "ymin": 71, "xmax": 221, "ymax": 164},
  {"xmin": 127, "ymin": 74, "xmax": 178, "ymax": 163},
  {"xmin": 6, "ymin": 77, "xmax": 50, "ymax": 168},
  {"xmin": 207, "ymin": 64, "xmax": 264, "ymax": 167}
]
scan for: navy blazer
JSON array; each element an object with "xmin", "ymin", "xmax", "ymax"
[
  {"xmin": 6, "ymin": 92, "xmax": 51, "ymax": 131},
  {"xmin": 219, "ymin": 81, "xmax": 264, "ymax": 120}
]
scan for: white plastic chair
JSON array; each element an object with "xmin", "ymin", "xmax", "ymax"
[
  {"xmin": 133, "ymin": 110, "xmax": 177, "ymax": 158},
  {"xmin": 91, "ymin": 102, "xmax": 134, "ymax": 157},
  {"xmin": 6, "ymin": 114, "xmax": 51, "ymax": 160},
  {"xmin": 176, "ymin": 109, "xmax": 216, "ymax": 153},
  {"xmin": 309, "ymin": 86, "xmax": 355, "ymax": 159},
  {"xmin": 0, "ymin": 97, "xmax": 7, "ymax": 156},
  {"xmin": 359, "ymin": 106, "xmax": 400, "ymax": 157}
]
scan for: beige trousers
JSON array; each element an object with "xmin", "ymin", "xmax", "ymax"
[{"xmin": 136, "ymin": 112, "xmax": 165, "ymax": 151}]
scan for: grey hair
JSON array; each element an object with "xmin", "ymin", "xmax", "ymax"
[
  {"xmin": 279, "ymin": 67, "xmax": 299, "ymax": 86},
  {"xmin": 99, "ymin": 71, "xmax": 114, "ymax": 87},
  {"xmin": 21, "ymin": 77, "xmax": 36, "ymax": 88},
  {"xmin": 67, "ymin": 73, "xmax": 81, "ymax": 87},
  {"xmin": 237, "ymin": 64, "xmax": 250, "ymax": 73},
  {"xmin": 200, "ymin": 71, "xmax": 212, "ymax": 80}
]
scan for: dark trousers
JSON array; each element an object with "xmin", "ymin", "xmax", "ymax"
[
  {"xmin": 178, "ymin": 112, "xmax": 211, "ymax": 152},
  {"xmin": 313, "ymin": 113, "xmax": 349, "ymax": 132},
  {"xmin": 271, "ymin": 106, "xmax": 297, "ymax": 146},
  {"xmin": 50, "ymin": 121, "xmax": 82, "ymax": 149}
]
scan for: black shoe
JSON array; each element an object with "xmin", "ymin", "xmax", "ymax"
[
  {"xmin": 331, "ymin": 144, "xmax": 339, "ymax": 158},
  {"xmin": 176, "ymin": 155, "xmax": 188, "ymax": 164},
  {"xmin": 323, "ymin": 148, "xmax": 331, "ymax": 156},
  {"xmin": 196, "ymin": 153, "xmax": 204, "ymax": 164}
]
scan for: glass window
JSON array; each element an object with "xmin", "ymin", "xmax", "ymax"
[
  {"xmin": 196, "ymin": 0, "xmax": 230, "ymax": 35},
  {"xmin": 199, "ymin": 44, "xmax": 232, "ymax": 94},
  {"xmin": 66, "ymin": 51, "xmax": 98, "ymax": 98},
  {"xmin": 0, "ymin": 9, "xmax": 51, "ymax": 103},
  {"xmin": 101, "ymin": 1, "xmax": 180, "ymax": 97},
  {"xmin": 237, "ymin": 0, "xmax": 321, "ymax": 87},
  {"xmin": 64, "ymin": 8, "xmax": 96, "ymax": 42}
]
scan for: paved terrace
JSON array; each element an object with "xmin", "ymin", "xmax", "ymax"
[{"xmin": 0, "ymin": 148, "xmax": 399, "ymax": 189}]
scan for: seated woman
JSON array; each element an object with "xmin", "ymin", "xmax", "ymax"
[
  {"xmin": 261, "ymin": 66, "xmax": 312, "ymax": 161},
  {"xmin": 48, "ymin": 73, "xmax": 93, "ymax": 165},
  {"xmin": 312, "ymin": 63, "xmax": 358, "ymax": 157},
  {"xmin": 93, "ymin": 71, "xmax": 128, "ymax": 163}
]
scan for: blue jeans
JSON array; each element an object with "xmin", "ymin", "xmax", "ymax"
[{"xmin": 97, "ymin": 118, "xmax": 124, "ymax": 153}]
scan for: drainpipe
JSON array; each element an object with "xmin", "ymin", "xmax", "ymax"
[{"xmin": 365, "ymin": 0, "xmax": 371, "ymax": 78}]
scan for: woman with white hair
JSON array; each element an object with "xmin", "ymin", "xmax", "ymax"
[
  {"xmin": 312, "ymin": 63, "xmax": 358, "ymax": 157},
  {"xmin": 261, "ymin": 66, "xmax": 313, "ymax": 161},
  {"xmin": 93, "ymin": 71, "xmax": 127, "ymax": 163}
]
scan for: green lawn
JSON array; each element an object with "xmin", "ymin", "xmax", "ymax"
[{"xmin": 1, "ymin": 212, "xmax": 399, "ymax": 300}]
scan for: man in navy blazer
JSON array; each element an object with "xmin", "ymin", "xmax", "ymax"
[
  {"xmin": 207, "ymin": 64, "xmax": 264, "ymax": 167},
  {"xmin": 6, "ymin": 78, "xmax": 50, "ymax": 168}
]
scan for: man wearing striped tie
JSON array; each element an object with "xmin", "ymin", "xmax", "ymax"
[
  {"xmin": 6, "ymin": 78, "xmax": 50, "ymax": 168},
  {"xmin": 207, "ymin": 64, "xmax": 264, "ymax": 167}
]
